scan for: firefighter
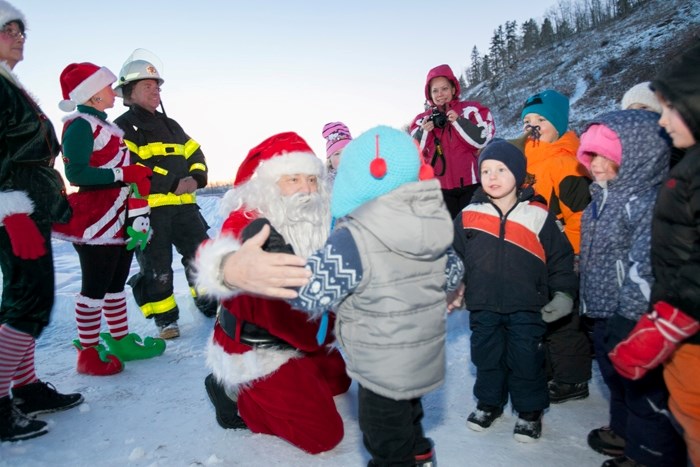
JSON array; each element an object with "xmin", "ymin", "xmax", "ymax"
[{"xmin": 114, "ymin": 54, "xmax": 217, "ymax": 339}]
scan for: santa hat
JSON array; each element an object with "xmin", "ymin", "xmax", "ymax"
[
  {"xmin": 234, "ymin": 132, "xmax": 321, "ymax": 187},
  {"xmin": 577, "ymin": 124, "xmax": 622, "ymax": 170},
  {"xmin": 331, "ymin": 125, "xmax": 433, "ymax": 218},
  {"xmin": 58, "ymin": 62, "xmax": 117, "ymax": 112},
  {"xmin": 322, "ymin": 122, "xmax": 352, "ymax": 158},
  {"xmin": 621, "ymin": 81, "xmax": 662, "ymax": 113},
  {"xmin": 0, "ymin": 0, "xmax": 25, "ymax": 30},
  {"xmin": 521, "ymin": 89, "xmax": 570, "ymax": 138}
]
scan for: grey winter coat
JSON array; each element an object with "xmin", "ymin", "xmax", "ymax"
[
  {"xmin": 335, "ymin": 180, "xmax": 455, "ymax": 400},
  {"xmin": 578, "ymin": 110, "xmax": 670, "ymax": 321}
]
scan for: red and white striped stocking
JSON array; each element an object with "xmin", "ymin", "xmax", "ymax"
[
  {"xmin": 0, "ymin": 324, "xmax": 34, "ymax": 398},
  {"xmin": 75, "ymin": 295, "xmax": 103, "ymax": 348},
  {"xmin": 103, "ymin": 291, "xmax": 129, "ymax": 340},
  {"xmin": 12, "ymin": 337, "xmax": 37, "ymax": 388}
]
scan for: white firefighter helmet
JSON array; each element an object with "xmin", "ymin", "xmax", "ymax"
[{"xmin": 114, "ymin": 49, "xmax": 165, "ymax": 97}]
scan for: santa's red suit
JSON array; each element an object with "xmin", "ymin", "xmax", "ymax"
[{"xmin": 198, "ymin": 132, "xmax": 350, "ymax": 454}]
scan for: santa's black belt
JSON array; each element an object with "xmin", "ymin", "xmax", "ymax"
[{"xmin": 218, "ymin": 309, "xmax": 295, "ymax": 351}]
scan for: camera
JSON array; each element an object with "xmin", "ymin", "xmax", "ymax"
[{"xmin": 427, "ymin": 107, "xmax": 448, "ymax": 129}]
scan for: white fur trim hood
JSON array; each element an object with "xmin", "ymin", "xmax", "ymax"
[
  {"xmin": 206, "ymin": 332, "xmax": 300, "ymax": 388},
  {"xmin": 0, "ymin": 190, "xmax": 34, "ymax": 225},
  {"xmin": 194, "ymin": 235, "xmax": 241, "ymax": 300}
]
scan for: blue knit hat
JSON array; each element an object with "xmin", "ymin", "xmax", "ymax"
[
  {"xmin": 520, "ymin": 89, "xmax": 570, "ymax": 138},
  {"xmin": 331, "ymin": 125, "xmax": 423, "ymax": 218},
  {"xmin": 478, "ymin": 139, "xmax": 527, "ymax": 187}
]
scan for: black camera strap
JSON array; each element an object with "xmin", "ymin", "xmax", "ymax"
[{"xmin": 430, "ymin": 136, "xmax": 446, "ymax": 177}]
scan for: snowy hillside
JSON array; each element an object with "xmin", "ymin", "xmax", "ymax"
[
  {"xmin": 0, "ymin": 194, "xmax": 616, "ymax": 467},
  {"xmin": 466, "ymin": 0, "xmax": 700, "ymax": 138}
]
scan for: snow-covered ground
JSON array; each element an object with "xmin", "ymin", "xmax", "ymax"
[{"xmin": 1, "ymin": 194, "xmax": 612, "ymax": 467}]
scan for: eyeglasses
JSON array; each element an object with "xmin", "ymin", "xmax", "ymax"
[{"xmin": 0, "ymin": 28, "xmax": 26, "ymax": 40}]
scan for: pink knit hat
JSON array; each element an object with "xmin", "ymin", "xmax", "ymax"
[
  {"xmin": 577, "ymin": 124, "xmax": 622, "ymax": 170},
  {"xmin": 322, "ymin": 122, "xmax": 352, "ymax": 159}
]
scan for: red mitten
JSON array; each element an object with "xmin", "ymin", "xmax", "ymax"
[
  {"xmin": 121, "ymin": 165, "xmax": 153, "ymax": 184},
  {"xmin": 609, "ymin": 301, "xmax": 700, "ymax": 380},
  {"xmin": 3, "ymin": 213, "xmax": 46, "ymax": 259},
  {"xmin": 132, "ymin": 177, "xmax": 151, "ymax": 198},
  {"xmin": 119, "ymin": 165, "xmax": 152, "ymax": 197}
]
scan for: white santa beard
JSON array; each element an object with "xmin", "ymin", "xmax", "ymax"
[{"xmin": 268, "ymin": 192, "xmax": 330, "ymax": 259}]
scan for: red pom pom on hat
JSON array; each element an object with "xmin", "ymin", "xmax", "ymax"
[{"xmin": 370, "ymin": 134, "xmax": 388, "ymax": 179}]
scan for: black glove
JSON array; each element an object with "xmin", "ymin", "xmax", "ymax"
[{"xmin": 241, "ymin": 218, "xmax": 294, "ymax": 254}]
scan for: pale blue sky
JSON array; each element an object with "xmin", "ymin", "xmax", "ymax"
[{"xmin": 15, "ymin": 1, "xmax": 558, "ymax": 182}]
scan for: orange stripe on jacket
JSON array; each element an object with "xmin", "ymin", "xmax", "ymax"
[{"xmin": 462, "ymin": 209, "xmax": 546, "ymax": 263}]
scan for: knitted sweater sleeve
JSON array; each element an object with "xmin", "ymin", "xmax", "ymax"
[{"xmin": 289, "ymin": 227, "xmax": 363, "ymax": 317}]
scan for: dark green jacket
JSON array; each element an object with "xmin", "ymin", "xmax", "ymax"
[{"xmin": 0, "ymin": 67, "xmax": 70, "ymax": 225}]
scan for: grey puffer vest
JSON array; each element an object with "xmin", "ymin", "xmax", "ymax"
[{"xmin": 334, "ymin": 180, "xmax": 453, "ymax": 400}]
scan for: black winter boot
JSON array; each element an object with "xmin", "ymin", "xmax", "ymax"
[
  {"xmin": 204, "ymin": 373, "xmax": 248, "ymax": 430},
  {"xmin": 588, "ymin": 426, "xmax": 626, "ymax": 457},
  {"xmin": 548, "ymin": 380, "xmax": 589, "ymax": 403},
  {"xmin": 194, "ymin": 295, "xmax": 218, "ymax": 318},
  {"xmin": 514, "ymin": 410, "xmax": 543, "ymax": 442},
  {"xmin": 12, "ymin": 380, "xmax": 83, "ymax": 416},
  {"xmin": 0, "ymin": 395, "xmax": 48, "ymax": 442},
  {"xmin": 467, "ymin": 404, "xmax": 503, "ymax": 431}
]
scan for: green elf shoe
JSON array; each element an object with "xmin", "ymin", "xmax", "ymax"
[{"xmin": 100, "ymin": 333, "xmax": 166, "ymax": 362}]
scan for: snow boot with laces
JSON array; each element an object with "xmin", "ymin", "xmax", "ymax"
[
  {"xmin": 0, "ymin": 395, "xmax": 48, "ymax": 442},
  {"xmin": 158, "ymin": 322, "xmax": 180, "ymax": 340},
  {"xmin": 11, "ymin": 380, "xmax": 83, "ymax": 416}
]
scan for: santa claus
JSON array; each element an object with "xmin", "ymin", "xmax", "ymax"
[{"xmin": 194, "ymin": 132, "xmax": 350, "ymax": 454}]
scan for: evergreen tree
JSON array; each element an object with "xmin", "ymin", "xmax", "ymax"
[
  {"xmin": 469, "ymin": 46, "xmax": 482, "ymax": 84},
  {"xmin": 521, "ymin": 19, "xmax": 540, "ymax": 51},
  {"xmin": 540, "ymin": 17, "xmax": 555, "ymax": 46},
  {"xmin": 505, "ymin": 20, "xmax": 519, "ymax": 66},
  {"xmin": 480, "ymin": 55, "xmax": 492, "ymax": 81},
  {"xmin": 458, "ymin": 74, "xmax": 468, "ymax": 91},
  {"xmin": 557, "ymin": 19, "xmax": 574, "ymax": 40},
  {"xmin": 489, "ymin": 25, "xmax": 506, "ymax": 76}
]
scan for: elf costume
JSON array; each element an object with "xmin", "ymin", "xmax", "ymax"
[{"xmin": 54, "ymin": 62, "xmax": 164, "ymax": 376}]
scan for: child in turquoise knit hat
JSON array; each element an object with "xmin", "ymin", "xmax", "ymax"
[
  {"xmin": 289, "ymin": 125, "xmax": 464, "ymax": 467},
  {"xmin": 519, "ymin": 89, "xmax": 593, "ymax": 407}
]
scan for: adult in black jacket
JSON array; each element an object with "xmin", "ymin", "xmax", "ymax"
[{"xmin": 114, "ymin": 56, "xmax": 216, "ymax": 339}]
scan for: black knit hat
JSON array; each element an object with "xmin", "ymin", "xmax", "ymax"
[{"xmin": 478, "ymin": 139, "xmax": 527, "ymax": 187}]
